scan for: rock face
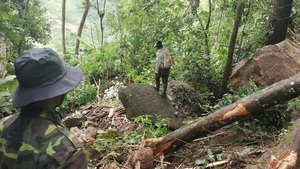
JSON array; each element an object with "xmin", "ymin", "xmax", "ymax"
[
  {"xmin": 118, "ymin": 83, "xmax": 183, "ymax": 129},
  {"xmin": 229, "ymin": 40, "xmax": 300, "ymax": 91}
]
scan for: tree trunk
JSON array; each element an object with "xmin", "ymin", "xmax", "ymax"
[
  {"xmin": 143, "ymin": 72, "xmax": 300, "ymax": 156},
  {"xmin": 219, "ymin": 1, "xmax": 244, "ymax": 96},
  {"xmin": 75, "ymin": 0, "xmax": 90, "ymax": 55},
  {"xmin": 193, "ymin": 0, "xmax": 211, "ymax": 56},
  {"xmin": 17, "ymin": 0, "xmax": 30, "ymax": 54},
  {"xmin": 62, "ymin": 0, "xmax": 66, "ymax": 54},
  {"xmin": 266, "ymin": 0, "xmax": 293, "ymax": 45},
  {"xmin": 203, "ymin": 0, "xmax": 211, "ymax": 56},
  {"xmin": 96, "ymin": 0, "xmax": 107, "ymax": 46}
]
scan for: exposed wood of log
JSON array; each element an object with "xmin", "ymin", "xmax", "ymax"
[
  {"xmin": 143, "ymin": 72, "xmax": 300, "ymax": 156},
  {"xmin": 257, "ymin": 118, "xmax": 300, "ymax": 168}
]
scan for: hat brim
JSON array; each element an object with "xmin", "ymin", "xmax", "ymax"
[{"xmin": 12, "ymin": 66, "xmax": 83, "ymax": 108}]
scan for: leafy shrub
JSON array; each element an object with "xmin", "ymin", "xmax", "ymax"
[
  {"xmin": 132, "ymin": 114, "xmax": 170, "ymax": 138},
  {"xmin": 0, "ymin": 75, "xmax": 18, "ymax": 116},
  {"xmin": 92, "ymin": 115, "xmax": 170, "ymax": 164},
  {"xmin": 58, "ymin": 82, "xmax": 97, "ymax": 114},
  {"xmin": 178, "ymin": 52, "xmax": 223, "ymax": 95}
]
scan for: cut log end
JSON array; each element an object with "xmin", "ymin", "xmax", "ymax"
[
  {"xmin": 216, "ymin": 103, "xmax": 250, "ymax": 121},
  {"xmin": 269, "ymin": 149, "xmax": 297, "ymax": 169},
  {"xmin": 142, "ymin": 137, "xmax": 175, "ymax": 156}
]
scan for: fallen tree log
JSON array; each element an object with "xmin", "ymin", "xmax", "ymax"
[
  {"xmin": 142, "ymin": 72, "xmax": 300, "ymax": 156},
  {"xmin": 256, "ymin": 118, "xmax": 300, "ymax": 168}
]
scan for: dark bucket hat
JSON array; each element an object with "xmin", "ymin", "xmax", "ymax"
[{"xmin": 12, "ymin": 48, "xmax": 83, "ymax": 108}]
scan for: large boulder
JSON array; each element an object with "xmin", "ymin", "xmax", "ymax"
[
  {"xmin": 118, "ymin": 84, "xmax": 183, "ymax": 129},
  {"xmin": 229, "ymin": 40, "xmax": 300, "ymax": 91}
]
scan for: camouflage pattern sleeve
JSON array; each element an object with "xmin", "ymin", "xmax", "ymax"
[
  {"xmin": 0, "ymin": 110, "xmax": 88, "ymax": 169},
  {"xmin": 59, "ymin": 149, "xmax": 88, "ymax": 169}
]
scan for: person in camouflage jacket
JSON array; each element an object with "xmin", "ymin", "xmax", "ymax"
[{"xmin": 0, "ymin": 48, "xmax": 88, "ymax": 169}]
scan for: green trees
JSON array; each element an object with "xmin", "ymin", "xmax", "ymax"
[
  {"xmin": 75, "ymin": 0, "xmax": 90, "ymax": 55},
  {"xmin": 0, "ymin": 2, "xmax": 23, "ymax": 55},
  {"xmin": 1, "ymin": 0, "xmax": 300, "ymax": 115},
  {"xmin": 44, "ymin": 0, "xmax": 298, "ymax": 97},
  {"xmin": 106, "ymin": 0, "xmax": 274, "ymax": 94},
  {"xmin": 0, "ymin": 0, "xmax": 51, "ymax": 115},
  {"xmin": 220, "ymin": 1, "xmax": 244, "ymax": 96},
  {"xmin": 0, "ymin": 0, "xmax": 51, "ymax": 56}
]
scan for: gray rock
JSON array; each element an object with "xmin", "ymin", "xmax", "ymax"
[{"xmin": 118, "ymin": 83, "xmax": 183, "ymax": 129}]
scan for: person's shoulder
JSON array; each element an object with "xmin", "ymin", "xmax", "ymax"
[
  {"xmin": 27, "ymin": 116, "xmax": 83, "ymax": 150},
  {"xmin": 32, "ymin": 119, "xmax": 84, "ymax": 161},
  {"xmin": 156, "ymin": 49, "xmax": 163, "ymax": 55},
  {"xmin": 162, "ymin": 47, "xmax": 169, "ymax": 51},
  {"xmin": 162, "ymin": 48, "xmax": 170, "ymax": 54},
  {"xmin": 56, "ymin": 126, "xmax": 84, "ymax": 148},
  {"xmin": 38, "ymin": 111, "xmax": 83, "ymax": 148}
]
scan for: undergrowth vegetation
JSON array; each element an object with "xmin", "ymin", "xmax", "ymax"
[
  {"xmin": 58, "ymin": 82, "xmax": 98, "ymax": 113},
  {"xmin": 0, "ymin": 75, "xmax": 17, "ymax": 116},
  {"xmin": 93, "ymin": 115, "xmax": 170, "ymax": 164}
]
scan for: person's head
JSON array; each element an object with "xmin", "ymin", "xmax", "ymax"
[
  {"xmin": 12, "ymin": 48, "xmax": 83, "ymax": 110},
  {"xmin": 154, "ymin": 41, "xmax": 163, "ymax": 49}
]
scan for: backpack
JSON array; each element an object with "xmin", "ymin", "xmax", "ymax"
[{"xmin": 163, "ymin": 54, "xmax": 172, "ymax": 69}]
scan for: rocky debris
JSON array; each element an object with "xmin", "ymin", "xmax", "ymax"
[
  {"xmin": 168, "ymin": 81, "xmax": 207, "ymax": 117},
  {"xmin": 66, "ymin": 102, "xmax": 138, "ymax": 145},
  {"xmin": 67, "ymin": 84, "xmax": 278, "ymax": 168},
  {"xmin": 229, "ymin": 39, "xmax": 300, "ymax": 91},
  {"xmin": 63, "ymin": 116, "xmax": 87, "ymax": 128},
  {"xmin": 65, "ymin": 102, "xmax": 138, "ymax": 167},
  {"xmin": 67, "ymin": 102, "xmax": 137, "ymax": 133},
  {"xmin": 70, "ymin": 126, "xmax": 95, "ymax": 145},
  {"xmin": 124, "ymin": 147, "xmax": 154, "ymax": 169},
  {"xmin": 65, "ymin": 101, "xmax": 161, "ymax": 168}
]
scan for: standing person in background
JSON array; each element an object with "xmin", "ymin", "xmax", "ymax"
[
  {"xmin": 0, "ymin": 48, "xmax": 88, "ymax": 169},
  {"xmin": 154, "ymin": 41, "xmax": 171, "ymax": 98}
]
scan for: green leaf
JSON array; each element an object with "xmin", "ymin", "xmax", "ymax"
[
  {"xmin": 237, "ymin": 147, "xmax": 266, "ymax": 156},
  {"xmin": 195, "ymin": 159, "xmax": 206, "ymax": 166},
  {"xmin": 10, "ymin": 14, "xmax": 23, "ymax": 26},
  {"xmin": 216, "ymin": 154, "xmax": 222, "ymax": 161},
  {"xmin": 0, "ymin": 4, "xmax": 11, "ymax": 13},
  {"xmin": 0, "ymin": 91, "xmax": 10, "ymax": 97},
  {"xmin": 207, "ymin": 149, "xmax": 215, "ymax": 161}
]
